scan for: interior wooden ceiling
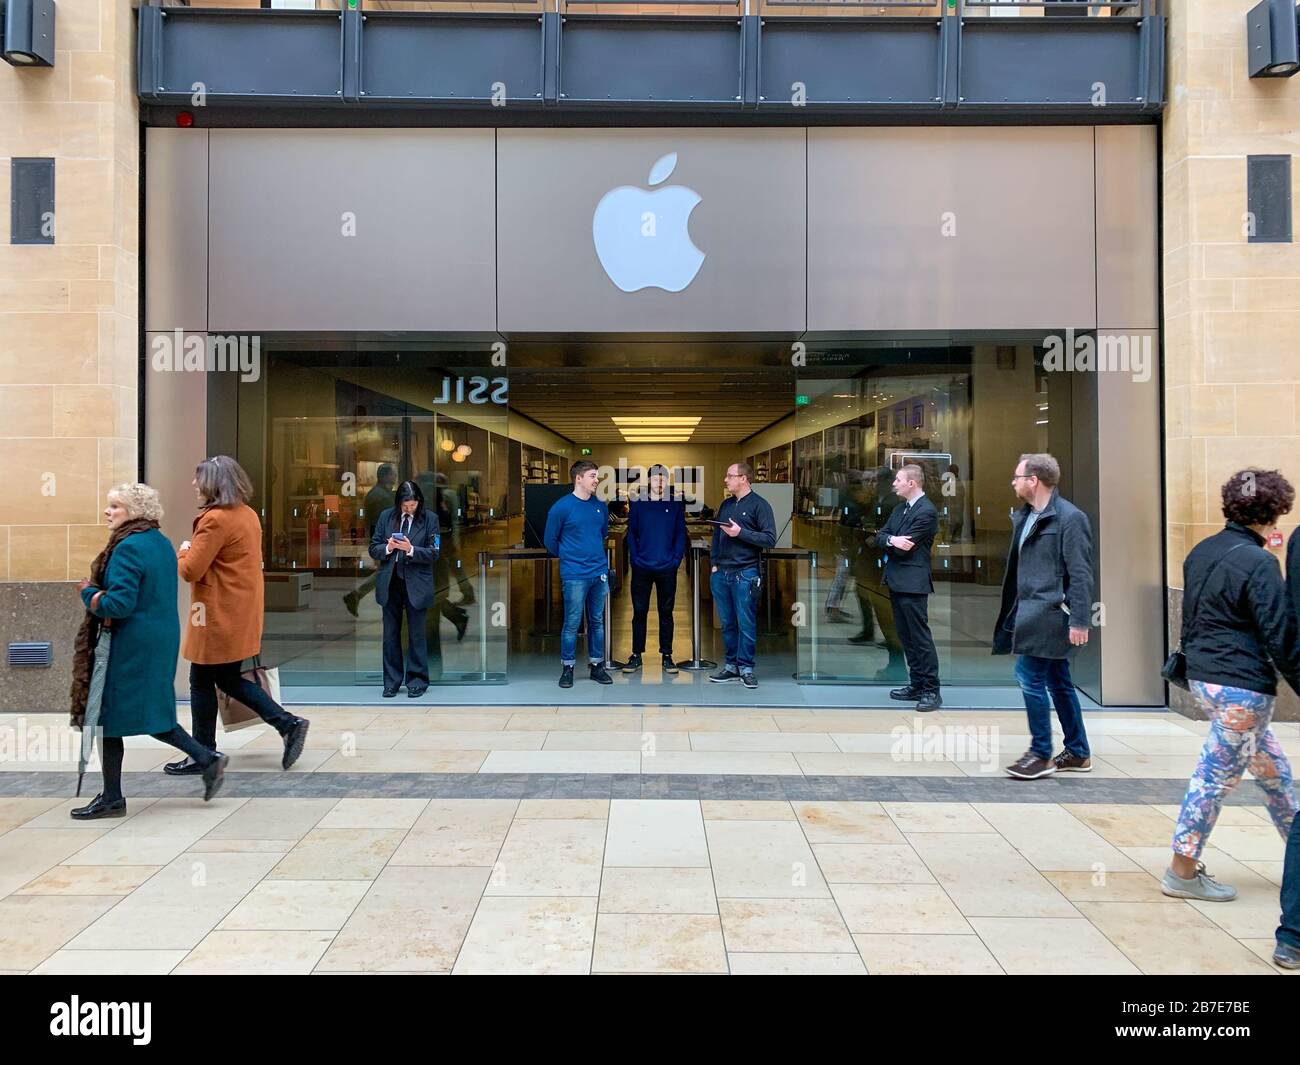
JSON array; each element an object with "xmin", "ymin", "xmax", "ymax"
[{"xmin": 508, "ymin": 368, "xmax": 794, "ymax": 443}]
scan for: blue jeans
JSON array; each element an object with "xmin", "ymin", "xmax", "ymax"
[
  {"xmin": 560, "ymin": 575, "xmax": 607, "ymax": 666},
  {"xmin": 711, "ymin": 565, "xmax": 760, "ymax": 672},
  {"xmin": 1280, "ymin": 811, "xmax": 1300, "ymax": 950},
  {"xmin": 1014, "ymin": 654, "xmax": 1090, "ymax": 761}
]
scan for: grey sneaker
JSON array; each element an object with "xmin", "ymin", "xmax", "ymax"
[
  {"xmin": 709, "ymin": 667, "xmax": 740, "ymax": 683},
  {"xmin": 740, "ymin": 670, "xmax": 758, "ymax": 690},
  {"xmin": 1161, "ymin": 862, "xmax": 1237, "ymax": 902},
  {"xmin": 1273, "ymin": 942, "xmax": 1300, "ymax": 969}
]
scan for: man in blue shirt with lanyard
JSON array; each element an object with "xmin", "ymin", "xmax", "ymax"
[
  {"xmin": 544, "ymin": 459, "xmax": 614, "ymax": 689},
  {"xmin": 709, "ymin": 461, "xmax": 777, "ymax": 690}
]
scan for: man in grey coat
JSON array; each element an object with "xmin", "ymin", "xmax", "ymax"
[{"xmin": 992, "ymin": 453, "xmax": 1094, "ymax": 779}]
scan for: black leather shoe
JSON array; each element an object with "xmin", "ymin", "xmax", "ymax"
[
  {"xmin": 890, "ymin": 685, "xmax": 921, "ymax": 701},
  {"xmin": 382, "ymin": 688, "xmax": 400, "ymax": 698},
  {"xmin": 202, "ymin": 754, "xmax": 229, "ymax": 802},
  {"xmin": 163, "ymin": 757, "xmax": 206, "ymax": 776},
  {"xmin": 454, "ymin": 612, "xmax": 469, "ymax": 642},
  {"xmin": 847, "ymin": 632, "xmax": 875, "ymax": 645},
  {"xmin": 70, "ymin": 794, "xmax": 126, "ymax": 820},
  {"xmin": 559, "ymin": 665, "xmax": 574, "ymax": 689},
  {"xmin": 590, "ymin": 664, "xmax": 614, "ymax": 685},
  {"xmin": 623, "ymin": 653, "xmax": 643, "ymax": 674},
  {"xmin": 407, "ymin": 686, "xmax": 427, "ymax": 698},
  {"xmin": 281, "ymin": 717, "xmax": 310, "ymax": 770},
  {"xmin": 915, "ymin": 691, "xmax": 943, "ymax": 712}
]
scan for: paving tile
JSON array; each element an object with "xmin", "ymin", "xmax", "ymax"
[
  {"xmin": 1241, "ymin": 860, "xmax": 1284, "ymax": 886},
  {"xmin": 486, "ymin": 818, "xmax": 606, "ymax": 897},
  {"xmin": 225, "ymin": 748, "xmax": 336, "ymax": 774},
  {"xmin": 1060, "ymin": 803, "xmax": 1183, "ymax": 847},
  {"xmin": 480, "ymin": 751, "xmax": 640, "ymax": 774},
  {"xmin": 0, "ymin": 828, "xmax": 114, "ymax": 895},
  {"xmin": 30, "ymin": 950, "xmax": 187, "ymax": 975},
  {"xmin": 317, "ymin": 866, "xmax": 490, "ymax": 972},
  {"xmin": 727, "ymin": 952, "xmax": 867, "ymax": 975},
  {"xmin": 381, "ymin": 713, "xmax": 509, "ymax": 731},
  {"xmin": 642, "ymin": 713, "xmax": 780, "ymax": 733},
  {"xmin": 315, "ymin": 749, "xmax": 487, "ymax": 773},
  {"xmin": 453, "ymin": 897, "xmax": 598, "ymax": 975},
  {"xmin": 793, "ymin": 801, "xmax": 906, "ymax": 845},
  {"xmin": 63, "ymin": 799, "xmax": 246, "ymax": 866},
  {"xmin": 515, "ymin": 799, "xmax": 610, "ymax": 819},
  {"xmin": 598, "ymin": 868, "xmax": 717, "ymax": 915},
  {"xmin": 853, "ymin": 933, "xmax": 1003, "ymax": 975},
  {"xmin": 642, "ymin": 751, "xmax": 802, "ymax": 776},
  {"xmin": 268, "ymin": 828, "xmax": 407, "ymax": 880},
  {"xmin": 592, "ymin": 913, "xmax": 727, "ymax": 974},
  {"xmin": 773, "ymin": 712, "xmax": 910, "ymax": 733},
  {"xmin": 794, "ymin": 753, "xmax": 962, "ymax": 777},
  {"xmin": 187, "ymin": 839, "xmax": 299, "ymax": 854},
  {"xmin": 719, "ymin": 899, "xmax": 855, "ymax": 953},
  {"xmin": 906, "ymin": 833, "xmax": 1079, "ymax": 918},
  {"xmin": 174, "ymin": 930, "xmax": 336, "ymax": 974},
  {"xmin": 1203, "ymin": 824, "xmax": 1288, "ymax": 862},
  {"xmin": 394, "ymin": 731, "xmax": 546, "ymax": 751},
  {"xmin": 705, "ymin": 820, "xmax": 830, "ymax": 899},
  {"xmin": 15, "ymin": 864, "xmax": 161, "ymax": 895},
  {"xmin": 67, "ymin": 851, "xmax": 282, "ymax": 951},
  {"xmin": 1074, "ymin": 902, "xmax": 1276, "ymax": 975},
  {"xmin": 812, "ymin": 844, "xmax": 935, "ymax": 884},
  {"xmin": 1148, "ymin": 804, "xmax": 1271, "ymax": 827},
  {"xmin": 700, "ymin": 800, "xmax": 795, "ymax": 821},
  {"xmin": 1241, "ymin": 939, "xmax": 1300, "ymax": 974},
  {"xmin": 389, "ymin": 800, "xmax": 518, "ymax": 866},
  {"xmin": 201, "ymin": 798, "xmax": 338, "ymax": 841},
  {"xmin": 217, "ymin": 879, "xmax": 371, "ymax": 931},
  {"xmin": 316, "ymin": 798, "xmax": 429, "ymax": 830},
  {"xmin": 971, "ymin": 803, "xmax": 1140, "ymax": 873},
  {"xmin": 16, "ymin": 797, "xmax": 159, "ymax": 830},
  {"xmin": 244, "ymin": 728, "xmax": 407, "ymax": 752},
  {"xmin": 971, "ymin": 916, "xmax": 1141, "ymax": 975},
  {"xmin": 689, "ymin": 732, "xmax": 838, "ymax": 753},
  {"xmin": 1103, "ymin": 755, "xmax": 1204, "ymax": 779},
  {"xmin": 0, "ymin": 797, "xmax": 67, "ymax": 833},
  {"xmin": 507, "ymin": 714, "xmax": 643, "ymax": 732},
  {"xmin": 0, "ymin": 895, "xmax": 122, "ymax": 970},
  {"xmin": 831, "ymin": 883, "xmax": 972, "ymax": 935},
  {"xmin": 605, "ymin": 799, "xmax": 707, "ymax": 867},
  {"xmin": 882, "ymin": 802, "xmax": 994, "ymax": 834},
  {"xmin": 1040, "ymin": 869, "xmax": 1174, "ymax": 904}
]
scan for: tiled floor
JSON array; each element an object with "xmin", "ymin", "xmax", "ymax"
[{"xmin": 1, "ymin": 705, "xmax": 1296, "ymax": 975}]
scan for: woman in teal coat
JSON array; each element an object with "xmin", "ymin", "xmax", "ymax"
[{"xmin": 70, "ymin": 483, "xmax": 227, "ymax": 819}]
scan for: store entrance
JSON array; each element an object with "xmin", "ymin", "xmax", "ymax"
[{"xmin": 230, "ymin": 335, "xmax": 1073, "ymax": 704}]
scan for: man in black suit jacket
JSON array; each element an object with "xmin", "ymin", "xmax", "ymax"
[
  {"xmin": 872, "ymin": 464, "xmax": 941, "ymax": 710},
  {"xmin": 369, "ymin": 482, "xmax": 441, "ymax": 698}
]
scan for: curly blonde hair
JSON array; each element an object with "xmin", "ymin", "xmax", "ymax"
[{"xmin": 107, "ymin": 483, "xmax": 164, "ymax": 522}]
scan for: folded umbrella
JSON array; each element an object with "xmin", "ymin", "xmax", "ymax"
[{"xmin": 76, "ymin": 629, "xmax": 112, "ymax": 798}]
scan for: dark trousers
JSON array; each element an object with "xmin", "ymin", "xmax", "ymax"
[
  {"xmin": 890, "ymin": 590, "xmax": 939, "ymax": 691},
  {"xmin": 631, "ymin": 565, "xmax": 678, "ymax": 655},
  {"xmin": 100, "ymin": 728, "xmax": 216, "ymax": 801},
  {"xmin": 1279, "ymin": 810, "xmax": 1300, "ymax": 950},
  {"xmin": 383, "ymin": 570, "xmax": 429, "ymax": 690},
  {"xmin": 190, "ymin": 660, "xmax": 298, "ymax": 752}
]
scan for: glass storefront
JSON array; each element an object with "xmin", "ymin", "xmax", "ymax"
[{"xmin": 225, "ymin": 337, "xmax": 1077, "ymax": 689}]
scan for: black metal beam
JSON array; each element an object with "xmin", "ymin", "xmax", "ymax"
[{"xmin": 137, "ymin": 7, "xmax": 1166, "ymax": 120}]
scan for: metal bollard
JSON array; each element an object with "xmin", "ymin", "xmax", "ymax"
[{"xmin": 676, "ymin": 544, "xmax": 716, "ymax": 671}]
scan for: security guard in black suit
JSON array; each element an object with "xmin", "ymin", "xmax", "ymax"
[{"xmin": 872, "ymin": 464, "xmax": 942, "ymax": 711}]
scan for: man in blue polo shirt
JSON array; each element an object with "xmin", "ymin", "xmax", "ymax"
[
  {"xmin": 623, "ymin": 464, "xmax": 688, "ymax": 676},
  {"xmin": 544, "ymin": 459, "xmax": 614, "ymax": 689}
]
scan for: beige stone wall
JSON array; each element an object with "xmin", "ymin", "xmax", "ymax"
[
  {"xmin": 1163, "ymin": 0, "xmax": 1300, "ymax": 590},
  {"xmin": 0, "ymin": 0, "xmax": 139, "ymax": 582}
]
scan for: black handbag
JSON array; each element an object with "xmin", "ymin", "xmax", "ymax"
[{"xmin": 1163, "ymin": 542, "xmax": 1249, "ymax": 690}]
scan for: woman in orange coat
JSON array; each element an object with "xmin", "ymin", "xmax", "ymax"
[{"xmin": 167, "ymin": 456, "xmax": 310, "ymax": 776}]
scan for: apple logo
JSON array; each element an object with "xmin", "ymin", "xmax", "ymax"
[{"xmin": 592, "ymin": 153, "xmax": 705, "ymax": 293}]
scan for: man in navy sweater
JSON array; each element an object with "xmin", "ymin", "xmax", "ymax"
[
  {"xmin": 623, "ymin": 464, "xmax": 688, "ymax": 676},
  {"xmin": 544, "ymin": 459, "xmax": 614, "ymax": 688},
  {"xmin": 710, "ymin": 461, "xmax": 777, "ymax": 689}
]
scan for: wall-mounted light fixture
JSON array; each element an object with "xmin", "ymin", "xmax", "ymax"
[
  {"xmin": 1248, "ymin": 0, "xmax": 1300, "ymax": 78},
  {"xmin": 1, "ymin": 0, "xmax": 56, "ymax": 68}
]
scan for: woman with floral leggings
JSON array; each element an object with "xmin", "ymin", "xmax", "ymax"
[{"xmin": 1165, "ymin": 469, "xmax": 1300, "ymax": 906}]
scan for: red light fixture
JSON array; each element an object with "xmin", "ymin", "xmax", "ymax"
[{"xmin": 176, "ymin": 111, "xmax": 195, "ymax": 128}]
